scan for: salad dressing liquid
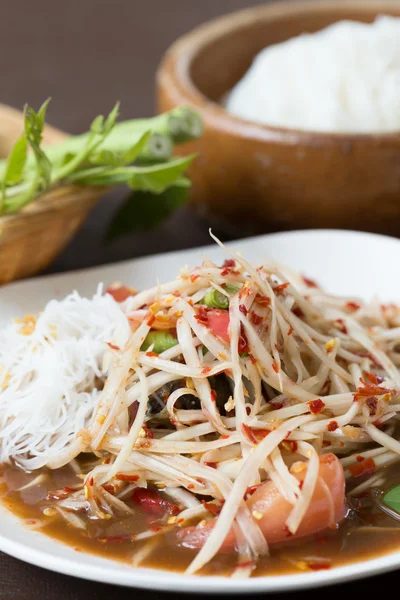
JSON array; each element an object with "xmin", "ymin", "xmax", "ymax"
[{"xmin": 2, "ymin": 462, "xmax": 400, "ymax": 576}]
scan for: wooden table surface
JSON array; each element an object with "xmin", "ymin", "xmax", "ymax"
[{"xmin": 0, "ymin": 0, "xmax": 399, "ymax": 598}]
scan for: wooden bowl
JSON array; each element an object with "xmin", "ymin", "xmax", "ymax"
[
  {"xmin": 0, "ymin": 104, "xmax": 104, "ymax": 284},
  {"xmin": 157, "ymin": 0, "xmax": 400, "ymax": 237}
]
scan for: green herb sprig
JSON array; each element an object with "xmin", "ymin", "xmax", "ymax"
[{"xmin": 0, "ymin": 100, "xmax": 203, "ymax": 230}]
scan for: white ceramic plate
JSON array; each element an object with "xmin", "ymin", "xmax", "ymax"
[{"xmin": 0, "ymin": 229, "xmax": 399, "ymax": 593}]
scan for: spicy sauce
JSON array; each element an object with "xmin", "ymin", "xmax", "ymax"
[{"xmin": 2, "ymin": 463, "xmax": 400, "ymax": 576}]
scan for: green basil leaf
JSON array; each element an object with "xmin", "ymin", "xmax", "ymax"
[
  {"xmin": 90, "ymin": 115, "xmax": 105, "ymax": 135},
  {"xmin": 121, "ymin": 131, "xmax": 151, "ymax": 165},
  {"xmin": 103, "ymin": 101, "xmax": 120, "ymax": 134},
  {"xmin": 127, "ymin": 154, "xmax": 195, "ymax": 193},
  {"xmin": 36, "ymin": 98, "xmax": 51, "ymax": 131},
  {"xmin": 89, "ymin": 131, "xmax": 151, "ymax": 167},
  {"xmin": 24, "ymin": 103, "xmax": 52, "ymax": 186},
  {"xmin": 2, "ymin": 135, "xmax": 27, "ymax": 186}
]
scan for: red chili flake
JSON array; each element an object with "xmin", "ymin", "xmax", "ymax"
[
  {"xmin": 146, "ymin": 314, "xmax": 156, "ymax": 326},
  {"xmin": 346, "ymin": 301, "xmax": 361, "ymax": 311},
  {"xmin": 281, "ymin": 440, "xmax": 298, "ymax": 453},
  {"xmin": 299, "ymin": 480, "xmax": 304, "ymax": 490},
  {"xmin": 190, "ymin": 274, "xmax": 200, "ymax": 283},
  {"xmin": 293, "ymin": 306, "xmax": 305, "ymax": 318},
  {"xmin": 249, "ymin": 353, "xmax": 257, "ymax": 364},
  {"xmin": 103, "ymin": 484, "xmax": 115, "ymax": 494},
  {"xmin": 308, "ymin": 560, "xmax": 332, "ymax": 571},
  {"xmin": 327, "ymin": 420, "xmax": 339, "ymax": 432},
  {"xmin": 151, "ymin": 526, "xmax": 162, "ymax": 532},
  {"xmin": 251, "ymin": 312, "xmax": 263, "ymax": 325},
  {"xmin": 348, "ymin": 457, "xmax": 376, "ymax": 478},
  {"xmin": 132, "ymin": 488, "xmax": 180, "ymax": 516},
  {"xmin": 302, "ymin": 276, "xmax": 318, "ymax": 288},
  {"xmin": 210, "ymin": 390, "xmax": 217, "ymax": 402},
  {"xmin": 287, "ymin": 326, "xmax": 293, "ymax": 336},
  {"xmin": 105, "ymin": 285, "xmax": 136, "ymax": 303},
  {"xmin": 246, "ymin": 406, "xmax": 251, "ymax": 415},
  {"xmin": 239, "ymin": 304, "xmax": 248, "ymax": 316},
  {"xmin": 222, "ymin": 259, "xmax": 235, "ymax": 268},
  {"xmin": 204, "ymin": 462, "xmax": 217, "ymax": 469},
  {"xmin": 356, "ymin": 455, "xmax": 365, "ymax": 463},
  {"xmin": 201, "ymin": 366, "xmax": 212, "ymax": 375},
  {"xmin": 366, "ymin": 396, "xmax": 378, "ymax": 416},
  {"xmin": 322, "ymin": 440, "xmax": 331, "ymax": 447},
  {"xmin": 145, "ymin": 351, "xmax": 158, "ymax": 358},
  {"xmin": 142, "ymin": 423, "xmax": 154, "ymax": 439},
  {"xmin": 242, "ymin": 424, "xmax": 270, "ymax": 443},
  {"xmin": 274, "ymin": 282, "xmax": 290, "ymax": 294},
  {"xmin": 106, "ymin": 342, "xmax": 120, "ymax": 351},
  {"xmin": 354, "ymin": 383, "xmax": 391, "ymax": 400},
  {"xmin": 116, "ymin": 474, "xmax": 140, "ymax": 482},
  {"xmin": 89, "ymin": 477, "xmax": 94, "ymax": 486},
  {"xmin": 255, "ymin": 294, "xmax": 271, "ymax": 307},
  {"xmin": 63, "ymin": 486, "xmax": 74, "ymax": 494},
  {"xmin": 270, "ymin": 401, "xmax": 284, "ymax": 410},
  {"xmin": 308, "ymin": 399, "xmax": 325, "ymax": 415},
  {"xmin": 254, "ymin": 429, "xmax": 271, "ymax": 440},
  {"xmin": 195, "ymin": 306, "xmax": 209, "ymax": 325},
  {"xmin": 272, "ymin": 360, "xmax": 279, "ymax": 373},
  {"xmin": 334, "ymin": 319, "xmax": 348, "ymax": 334},
  {"xmin": 187, "ymin": 484, "xmax": 194, "ymax": 490},
  {"xmin": 238, "ymin": 327, "xmax": 249, "ymax": 354},
  {"xmin": 242, "ymin": 423, "xmax": 258, "ymax": 444},
  {"xmin": 201, "ymin": 499, "xmax": 224, "ymax": 516},
  {"xmin": 220, "ymin": 434, "xmax": 230, "ymax": 440},
  {"xmin": 362, "ymin": 371, "xmax": 378, "ymax": 385}
]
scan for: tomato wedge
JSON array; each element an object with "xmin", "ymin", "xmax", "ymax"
[
  {"xmin": 106, "ymin": 285, "xmax": 136, "ymax": 303},
  {"xmin": 132, "ymin": 488, "xmax": 180, "ymax": 516},
  {"xmin": 207, "ymin": 309, "xmax": 230, "ymax": 342}
]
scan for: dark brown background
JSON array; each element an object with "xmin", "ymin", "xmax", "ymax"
[{"xmin": 0, "ymin": 0, "xmax": 399, "ymax": 598}]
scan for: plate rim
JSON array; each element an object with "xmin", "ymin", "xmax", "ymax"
[
  {"xmin": 2, "ymin": 510, "xmax": 400, "ymax": 593},
  {"xmin": 3, "ymin": 227, "xmax": 400, "ymax": 292},
  {"xmin": 1, "ymin": 228, "xmax": 400, "ymax": 593}
]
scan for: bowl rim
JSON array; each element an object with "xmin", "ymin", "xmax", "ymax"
[
  {"xmin": 157, "ymin": 0, "xmax": 400, "ymax": 143},
  {"xmin": 0, "ymin": 185, "xmax": 106, "ymax": 241}
]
